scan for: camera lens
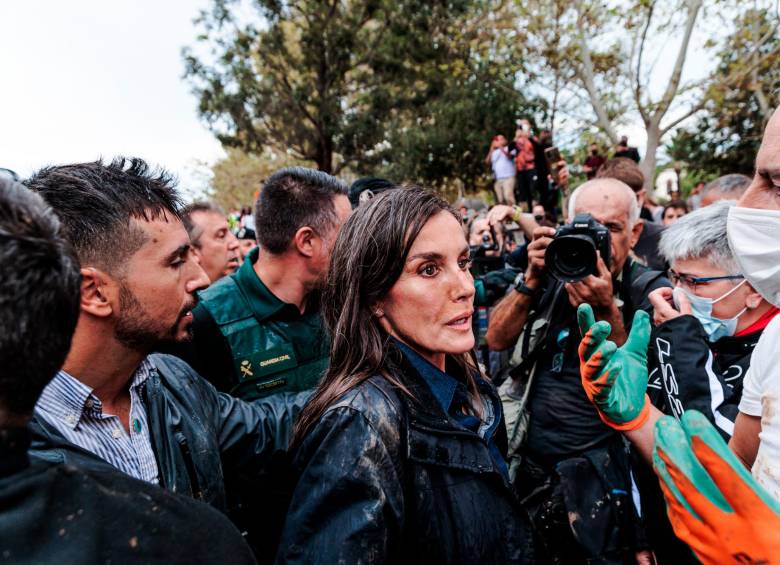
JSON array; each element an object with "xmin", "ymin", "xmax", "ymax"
[{"xmin": 545, "ymin": 235, "xmax": 597, "ymax": 282}]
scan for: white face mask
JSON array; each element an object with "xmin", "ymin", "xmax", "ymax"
[{"xmin": 727, "ymin": 206, "xmax": 780, "ymax": 307}]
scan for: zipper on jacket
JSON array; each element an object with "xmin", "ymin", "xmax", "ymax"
[{"xmin": 175, "ymin": 431, "xmax": 204, "ymax": 500}]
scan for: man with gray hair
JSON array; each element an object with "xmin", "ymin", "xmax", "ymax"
[
  {"xmin": 487, "ymin": 178, "xmax": 669, "ymax": 562},
  {"xmin": 182, "ymin": 201, "xmax": 240, "ymax": 284},
  {"xmin": 699, "ymin": 173, "xmax": 752, "ymax": 207}
]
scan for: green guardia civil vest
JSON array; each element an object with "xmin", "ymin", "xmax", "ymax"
[{"xmin": 197, "ymin": 248, "xmax": 330, "ymax": 401}]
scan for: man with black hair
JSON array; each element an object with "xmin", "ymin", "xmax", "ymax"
[
  {"xmin": 178, "ymin": 166, "xmax": 351, "ymax": 398},
  {"xmin": 182, "ymin": 200, "xmax": 240, "ymax": 283},
  {"xmin": 170, "ymin": 166, "xmax": 350, "ymax": 558},
  {"xmin": 24, "ymin": 157, "xmax": 308, "ymax": 559},
  {"xmin": 614, "ymin": 135, "xmax": 641, "ymax": 162},
  {"xmin": 0, "ymin": 176, "xmax": 255, "ymax": 563}
]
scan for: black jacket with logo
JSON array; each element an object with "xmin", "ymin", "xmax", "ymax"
[
  {"xmin": 647, "ymin": 314, "xmax": 764, "ymax": 439},
  {"xmin": 276, "ymin": 350, "xmax": 534, "ymax": 564},
  {"xmin": 27, "ymin": 354, "xmax": 309, "ymax": 513}
]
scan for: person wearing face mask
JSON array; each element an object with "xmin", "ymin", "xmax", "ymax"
[
  {"xmin": 631, "ymin": 201, "xmax": 776, "ymax": 563},
  {"xmin": 574, "ymin": 108, "xmax": 780, "ymax": 562},
  {"xmin": 647, "ymin": 200, "xmax": 777, "ymax": 435}
]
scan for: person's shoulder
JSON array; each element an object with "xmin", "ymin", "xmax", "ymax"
[
  {"xmin": 146, "ymin": 354, "xmax": 217, "ymax": 401},
  {"xmin": 192, "ymin": 273, "xmax": 252, "ymax": 326},
  {"xmin": 197, "ymin": 271, "xmax": 240, "ymax": 302},
  {"xmin": 53, "ymin": 465, "xmax": 254, "ymax": 562},
  {"xmin": 330, "ymin": 376, "xmax": 403, "ymax": 421},
  {"xmin": 148, "ymin": 352, "xmax": 201, "ymax": 379},
  {"xmin": 315, "ymin": 375, "xmax": 405, "ymax": 446},
  {"xmin": 754, "ymin": 315, "xmax": 780, "ymax": 362}
]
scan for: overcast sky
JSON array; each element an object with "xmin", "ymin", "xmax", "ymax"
[
  {"xmin": 0, "ymin": 0, "xmax": 222, "ymax": 197},
  {"xmin": 1, "ymin": 2, "xmax": 720, "ymax": 198}
]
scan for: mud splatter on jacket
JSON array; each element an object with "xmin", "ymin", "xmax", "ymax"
[{"xmin": 276, "ymin": 350, "xmax": 534, "ymax": 564}]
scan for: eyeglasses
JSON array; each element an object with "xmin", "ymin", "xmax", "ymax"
[{"xmin": 668, "ymin": 269, "xmax": 744, "ymax": 291}]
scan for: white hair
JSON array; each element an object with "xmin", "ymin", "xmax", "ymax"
[
  {"xmin": 567, "ymin": 179, "xmax": 640, "ymax": 224},
  {"xmin": 658, "ymin": 199, "xmax": 740, "ymax": 272}
]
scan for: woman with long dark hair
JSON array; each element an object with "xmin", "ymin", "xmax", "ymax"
[{"xmin": 276, "ymin": 187, "xmax": 531, "ymax": 563}]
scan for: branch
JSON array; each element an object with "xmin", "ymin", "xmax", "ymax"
[
  {"xmin": 659, "ymin": 100, "xmax": 707, "ymax": 135},
  {"xmin": 649, "ymin": 0, "xmax": 702, "ymax": 125},
  {"xmin": 634, "ymin": 1, "xmax": 655, "ymax": 126},
  {"xmin": 574, "ymin": 6, "xmax": 619, "ymax": 143}
]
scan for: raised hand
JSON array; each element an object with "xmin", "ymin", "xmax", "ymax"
[
  {"xmin": 577, "ymin": 303, "xmax": 651, "ymax": 431},
  {"xmin": 653, "ymin": 410, "xmax": 780, "ymax": 564}
]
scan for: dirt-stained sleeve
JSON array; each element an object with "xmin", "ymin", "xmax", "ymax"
[{"xmin": 275, "ymin": 403, "xmax": 405, "ymax": 565}]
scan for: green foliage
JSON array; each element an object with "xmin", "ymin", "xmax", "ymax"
[
  {"xmin": 376, "ymin": 63, "xmax": 545, "ymax": 195},
  {"xmin": 206, "ymin": 147, "xmax": 312, "ymax": 211},
  {"xmin": 667, "ymin": 8, "xmax": 779, "ymax": 178},
  {"xmin": 184, "ymin": 0, "xmax": 545, "ymax": 194},
  {"xmin": 184, "ymin": 0, "xmax": 479, "ymax": 174}
]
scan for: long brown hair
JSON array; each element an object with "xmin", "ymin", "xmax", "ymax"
[{"xmin": 293, "ymin": 186, "xmax": 479, "ymax": 444}]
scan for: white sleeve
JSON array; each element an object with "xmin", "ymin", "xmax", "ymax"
[
  {"xmin": 738, "ymin": 319, "xmax": 780, "ymax": 416},
  {"xmin": 739, "ymin": 364, "xmax": 763, "ymax": 416}
]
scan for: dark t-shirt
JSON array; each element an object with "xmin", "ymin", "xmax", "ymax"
[
  {"xmin": 584, "ymin": 155, "xmax": 606, "ymax": 178},
  {"xmin": 525, "ymin": 299, "xmax": 612, "ymax": 459},
  {"xmin": 524, "ymin": 261, "xmax": 669, "ymax": 461},
  {"xmin": 615, "ymin": 147, "xmax": 641, "ymax": 162}
]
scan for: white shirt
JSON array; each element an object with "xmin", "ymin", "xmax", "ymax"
[
  {"xmin": 738, "ymin": 314, "xmax": 780, "ymax": 501},
  {"xmin": 491, "ymin": 148, "xmax": 516, "ymax": 180},
  {"xmin": 35, "ymin": 358, "xmax": 160, "ymax": 484}
]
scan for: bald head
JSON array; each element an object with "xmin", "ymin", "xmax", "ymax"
[
  {"xmin": 568, "ymin": 178, "xmax": 640, "ymax": 225},
  {"xmin": 700, "ymin": 174, "xmax": 752, "ymax": 207}
]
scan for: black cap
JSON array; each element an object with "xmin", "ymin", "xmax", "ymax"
[
  {"xmin": 236, "ymin": 227, "xmax": 256, "ymax": 240},
  {"xmin": 348, "ymin": 177, "xmax": 396, "ymax": 208}
]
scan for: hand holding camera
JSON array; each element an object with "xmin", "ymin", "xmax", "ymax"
[
  {"xmin": 542, "ymin": 213, "xmax": 615, "ymax": 310},
  {"xmin": 564, "ymin": 254, "xmax": 614, "ymax": 310},
  {"xmin": 525, "ymin": 226, "xmax": 556, "ymax": 288}
]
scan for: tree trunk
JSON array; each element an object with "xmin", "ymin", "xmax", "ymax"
[
  {"xmin": 640, "ymin": 125, "xmax": 660, "ymax": 194},
  {"xmin": 316, "ymin": 134, "xmax": 334, "ymax": 173}
]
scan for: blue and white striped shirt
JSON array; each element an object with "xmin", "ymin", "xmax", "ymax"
[{"xmin": 34, "ymin": 358, "xmax": 159, "ymax": 484}]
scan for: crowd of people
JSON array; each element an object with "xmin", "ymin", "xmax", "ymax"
[{"xmin": 1, "ymin": 109, "xmax": 779, "ymax": 564}]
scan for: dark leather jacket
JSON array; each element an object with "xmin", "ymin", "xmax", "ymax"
[
  {"xmin": 27, "ymin": 354, "xmax": 310, "ymax": 512},
  {"xmin": 1, "ymin": 428, "xmax": 256, "ymax": 564},
  {"xmin": 276, "ymin": 354, "xmax": 533, "ymax": 564}
]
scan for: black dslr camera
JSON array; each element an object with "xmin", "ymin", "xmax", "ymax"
[
  {"xmin": 469, "ymin": 225, "xmax": 504, "ymax": 277},
  {"xmin": 545, "ymin": 213, "xmax": 611, "ymax": 282}
]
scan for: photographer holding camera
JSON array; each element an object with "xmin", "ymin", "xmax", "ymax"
[{"xmin": 486, "ymin": 178, "xmax": 669, "ymax": 563}]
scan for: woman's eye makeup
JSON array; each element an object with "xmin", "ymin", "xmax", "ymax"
[{"xmin": 419, "ymin": 263, "xmax": 439, "ymax": 276}]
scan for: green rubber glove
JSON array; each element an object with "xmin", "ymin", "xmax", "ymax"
[
  {"xmin": 577, "ymin": 303, "xmax": 651, "ymax": 431},
  {"xmin": 653, "ymin": 410, "xmax": 780, "ymax": 563}
]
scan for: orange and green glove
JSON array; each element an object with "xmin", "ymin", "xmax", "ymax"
[
  {"xmin": 576, "ymin": 303, "xmax": 651, "ymax": 431},
  {"xmin": 653, "ymin": 410, "xmax": 780, "ymax": 564}
]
